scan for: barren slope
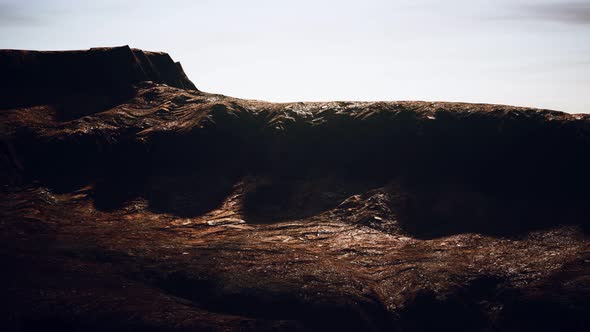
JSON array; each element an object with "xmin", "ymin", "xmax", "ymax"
[{"xmin": 1, "ymin": 48, "xmax": 590, "ymax": 331}]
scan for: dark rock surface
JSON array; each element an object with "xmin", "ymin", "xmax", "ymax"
[
  {"xmin": 1, "ymin": 47, "xmax": 590, "ymax": 331},
  {"xmin": 0, "ymin": 46, "xmax": 196, "ymax": 111}
]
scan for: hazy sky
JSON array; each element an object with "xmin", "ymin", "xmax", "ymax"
[{"xmin": 1, "ymin": 0, "xmax": 589, "ymax": 113}]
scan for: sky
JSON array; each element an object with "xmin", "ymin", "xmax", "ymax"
[{"xmin": 1, "ymin": 0, "xmax": 589, "ymax": 113}]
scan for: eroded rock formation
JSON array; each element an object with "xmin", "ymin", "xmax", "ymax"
[{"xmin": 1, "ymin": 47, "xmax": 589, "ymax": 331}]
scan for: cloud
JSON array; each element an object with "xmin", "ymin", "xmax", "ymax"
[
  {"xmin": 0, "ymin": 3, "xmax": 46, "ymax": 27},
  {"xmin": 522, "ymin": 1, "xmax": 590, "ymax": 25}
]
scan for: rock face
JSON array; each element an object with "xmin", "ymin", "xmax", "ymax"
[
  {"xmin": 0, "ymin": 46, "xmax": 196, "ymax": 109},
  {"xmin": 1, "ymin": 47, "xmax": 590, "ymax": 331}
]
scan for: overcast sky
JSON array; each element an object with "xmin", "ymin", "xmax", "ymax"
[{"xmin": 1, "ymin": 0, "xmax": 589, "ymax": 113}]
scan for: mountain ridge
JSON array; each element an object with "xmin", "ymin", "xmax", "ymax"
[
  {"xmin": 1, "ymin": 47, "xmax": 589, "ymax": 332},
  {"xmin": 0, "ymin": 45, "xmax": 196, "ymax": 110}
]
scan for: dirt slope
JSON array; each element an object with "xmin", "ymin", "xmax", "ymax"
[{"xmin": 1, "ymin": 48, "xmax": 590, "ymax": 331}]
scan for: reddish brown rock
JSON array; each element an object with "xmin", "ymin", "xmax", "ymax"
[{"xmin": 1, "ymin": 48, "xmax": 589, "ymax": 331}]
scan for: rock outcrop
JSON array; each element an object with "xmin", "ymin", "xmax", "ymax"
[
  {"xmin": 0, "ymin": 46, "xmax": 196, "ymax": 110},
  {"xmin": 1, "ymin": 47, "xmax": 589, "ymax": 332}
]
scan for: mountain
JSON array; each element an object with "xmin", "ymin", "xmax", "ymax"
[
  {"xmin": 1, "ymin": 47, "xmax": 589, "ymax": 332},
  {"xmin": 0, "ymin": 45, "xmax": 196, "ymax": 110}
]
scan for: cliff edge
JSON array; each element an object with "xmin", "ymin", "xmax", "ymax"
[{"xmin": 0, "ymin": 45, "xmax": 196, "ymax": 109}]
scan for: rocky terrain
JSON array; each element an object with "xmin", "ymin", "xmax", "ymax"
[{"xmin": 1, "ymin": 46, "xmax": 590, "ymax": 331}]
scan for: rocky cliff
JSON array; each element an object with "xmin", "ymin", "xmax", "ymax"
[
  {"xmin": 1, "ymin": 47, "xmax": 589, "ymax": 332},
  {"xmin": 0, "ymin": 46, "xmax": 196, "ymax": 110}
]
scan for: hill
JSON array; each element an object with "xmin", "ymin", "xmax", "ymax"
[{"xmin": 1, "ymin": 47, "xmax": 589, "ymax": 331}]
